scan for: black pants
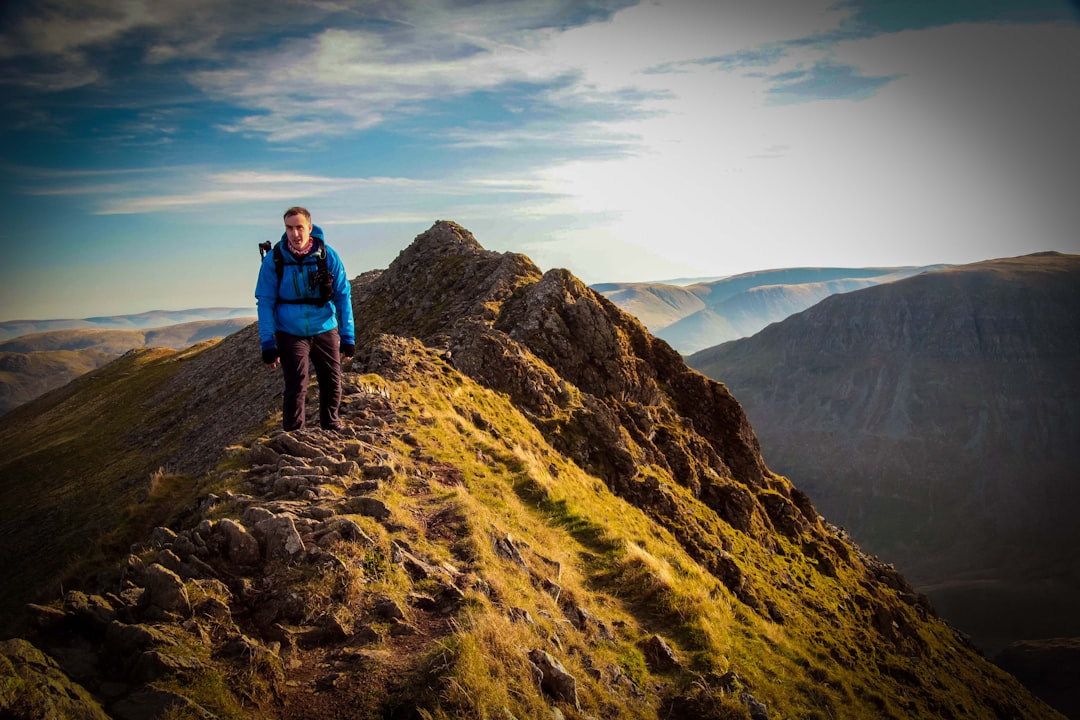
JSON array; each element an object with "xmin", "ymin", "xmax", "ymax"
[{"xmin": 277, "ymin": 329, "xmax": 342, "ymax": 431}]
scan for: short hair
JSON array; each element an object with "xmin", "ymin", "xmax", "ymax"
[{"xmin": 283, "ymin": 206, "xmax": 311, "ymax": 224}]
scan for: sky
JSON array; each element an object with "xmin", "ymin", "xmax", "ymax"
[{"xmin": 1, "ymin": 0, "xmax": 1078, "ymax": 321}]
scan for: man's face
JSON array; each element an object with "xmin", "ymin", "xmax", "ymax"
[{"xmin": 284, "ymin": 214, "xmax": 312, "ymax": 247}]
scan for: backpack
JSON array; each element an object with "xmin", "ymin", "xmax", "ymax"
[{"xmin": 259, "ymin": 239, "xmax": 333, "ymax": 306}]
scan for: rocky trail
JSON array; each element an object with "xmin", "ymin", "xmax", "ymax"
[{"xmin": 2, "ymin": 346, "xmax": 533, "ymax": 719}]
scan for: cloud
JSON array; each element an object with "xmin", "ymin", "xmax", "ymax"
[
  {"xmin": 90, "ymin": 170, "xmax": 419, "ymax": 214},
  {"xmin": 833, "ymin": 0, "xmax": 1077, "ymax": 34},
  {"xmin": 188, "ymin": 21, "xmax": 582, "ymax": 143},
  {"xmin": 25, "ymin": 183, "xmax": 132, "ymax": 197},
  {"xmin": 65, "ymin": 165, "xmax": 561, "ymax": 215},
  {"xmin": 0, "ymin": 0, "xmax": 207, "ymax": 91},
  {"xmin": 181, "ymin": 0, "xmax": 852, "ymax": 145},
  {"xmin": 765, "ymin": 59, "xmax": 900, "ymax": 103},
  {"xmin": 329, "ymin": 212, "xmax": 445, "ymax": 225},
  {"xmin": 0, "ymin": 0, "xmax": 424, "ymax": 95},
  {"xmin": 438, "ymin": 121, "xmax": 638, "ymax": 153},
  {"xmin": 0, "ymin": 0, "xmax": 851, "ymax": 146},
  {"xmin": 1, "ymin": 1, "xmax": 144, "ymax": 58}
]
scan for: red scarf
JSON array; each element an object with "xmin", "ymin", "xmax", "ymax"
[{"xmin": 287, "ymin": 237, "xmax": 313, "ymax": 257}]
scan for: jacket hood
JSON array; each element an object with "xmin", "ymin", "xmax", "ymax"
[{"xmin": 279, "ymin": 223, "xmax": 325, "ymax": 245}]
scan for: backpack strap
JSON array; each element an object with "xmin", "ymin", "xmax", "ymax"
[{"xmin": 272, "ymin": 239, "xmax": 331, "ymax": 306}]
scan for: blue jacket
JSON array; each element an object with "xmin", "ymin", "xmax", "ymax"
[{"xmin": 255, "ymin": 224, "xmax": 355, "ymax": 351}]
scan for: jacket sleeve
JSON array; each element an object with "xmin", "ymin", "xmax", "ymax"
[
  {"xmin": 254, "ymin": 252, "xmax": 279, "ymax": 350},
  {"xmin": 328, "ymin": 247, "xmax": 355, "ymax": 345}
]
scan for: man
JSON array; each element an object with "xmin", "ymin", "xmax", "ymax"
[{"xmin": 256, "ymin": 206, "xmax": 355, "ymax": 431}]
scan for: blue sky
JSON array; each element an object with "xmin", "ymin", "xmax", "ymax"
[{"xmin": 1, "ymin": 0, "xmax": 1078, "ymax": 321}]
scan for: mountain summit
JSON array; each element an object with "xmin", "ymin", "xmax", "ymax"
[{"xmin": 0, "ymin": 222, "xmax": 1061, "ymax": 719}]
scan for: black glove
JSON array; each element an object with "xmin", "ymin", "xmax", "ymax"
[
  {"xmin": 262, "ymin": 348, "xmax": 279, "ymax": 365},
  {"xmin": 340, "ymin": 342, "xmax": 355, "ymax": 358}
]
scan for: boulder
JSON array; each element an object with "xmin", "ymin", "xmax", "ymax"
[
  {"xmin": 141, "ymin": 564, "xmax": 191, "ymax": 617},
  {"xmin": 254, "ymin": 515, "xmax": 306, "ymax": 560},
  {"xmin": 527, "ymin": 648, "xmax": 580, "ymax": 710},
  {"xmin": 217, "ymin": 518, "xmax": 262, "ymax": 565},
  {"xmin": 638, "ymin": 634, "xmax": 680, "ymax": 672}
]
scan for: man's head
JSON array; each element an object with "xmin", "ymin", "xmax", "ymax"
[{"xmin": 283, "ymin": 206, "xmax": 312, "ymax": 249}]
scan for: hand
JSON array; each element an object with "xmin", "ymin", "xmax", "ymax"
[
  {"xmin": 340, "ymin": 342, "xmax": 355, "ymax": 358},
  {"xmin": 262, "ymin": 348, "xmax": 279, "ymax": 368}
]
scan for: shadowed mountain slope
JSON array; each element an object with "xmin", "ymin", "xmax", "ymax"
[
  {"xmin": 0, "ymin": 348, "xmax": 115, "ymax": 415},
  {"xmin": 688, "ymin": 252, "xmax": 1080, "ymax": 658},
  {"xmin": 0, "ymin": 223, "xmax": 1062, "ymax": 719}
]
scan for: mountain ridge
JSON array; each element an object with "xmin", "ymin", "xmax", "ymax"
[{"xmin": 0, "ymin": 222, "xmax": 1062, "ymax": 719}]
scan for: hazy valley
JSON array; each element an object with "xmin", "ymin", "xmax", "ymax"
[
  {"xmin": 0, "ymin": 308, "xmax": 256, "ymax": 343},
  {"xmin": 0, "ymin": 317, "xmax": 254, "ymax": 415},
  {"xmin": 594, "ymin": 264, "xmax": 948, "ymax": 354}
]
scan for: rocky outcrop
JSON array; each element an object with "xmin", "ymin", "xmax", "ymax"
[{"xmin": 353, "ymin": 222, "xmax": 798, "ymax": 605}]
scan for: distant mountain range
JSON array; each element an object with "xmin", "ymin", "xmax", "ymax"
[
  {"xmin": 0, "ymin": 316, "xmax": 254, "ymax": 415},
  {"xmin": 0, "ymin": 307, "xmax": 255, "ymax": 342},
  {"xmin": 595, "ymin": 265, "xmax": 949, "ymax": 354},
  {"xmin": 688, "ymin": 252, "xmax": 1080, "ymax": 665}
]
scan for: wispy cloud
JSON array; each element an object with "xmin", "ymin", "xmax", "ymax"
[
  {"xmin": 206, "ymin": 171, "xmax": 426, "ymax": 188},
  {"xmin": 438, "ymin": 122, "xmax": 638, "ymax": 151},
  {"xmin": 98, "ymin": 188, "xmax": 303, "ymax": 214},
  {"xmin": 181, "ymin": 0, "xmax": 864, "ymax": 158},
  {"xmin": 329, "ymin": 212, "xmax": 454, "ymax": 226},
  {"xmin": 70, "ymin": 166, "xmax": 563, "ymax": 215},
  {"xmin": 24, "ymin": 183, "xmax": 132, "ymax": 197},
  {"xmin": 0, "ymin": 0, "xmax": 220, "ymax": 90},
  {"xmin": 92, "ymin": 171, "xmax": 421, "ymax": 214},
  {"xmin": 188, "ymin": 23, "xmax": 580, "ymax": 143},
  {"xmin": 765, "ymin": 59, "xmax": 900, "ymax": 103}
]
